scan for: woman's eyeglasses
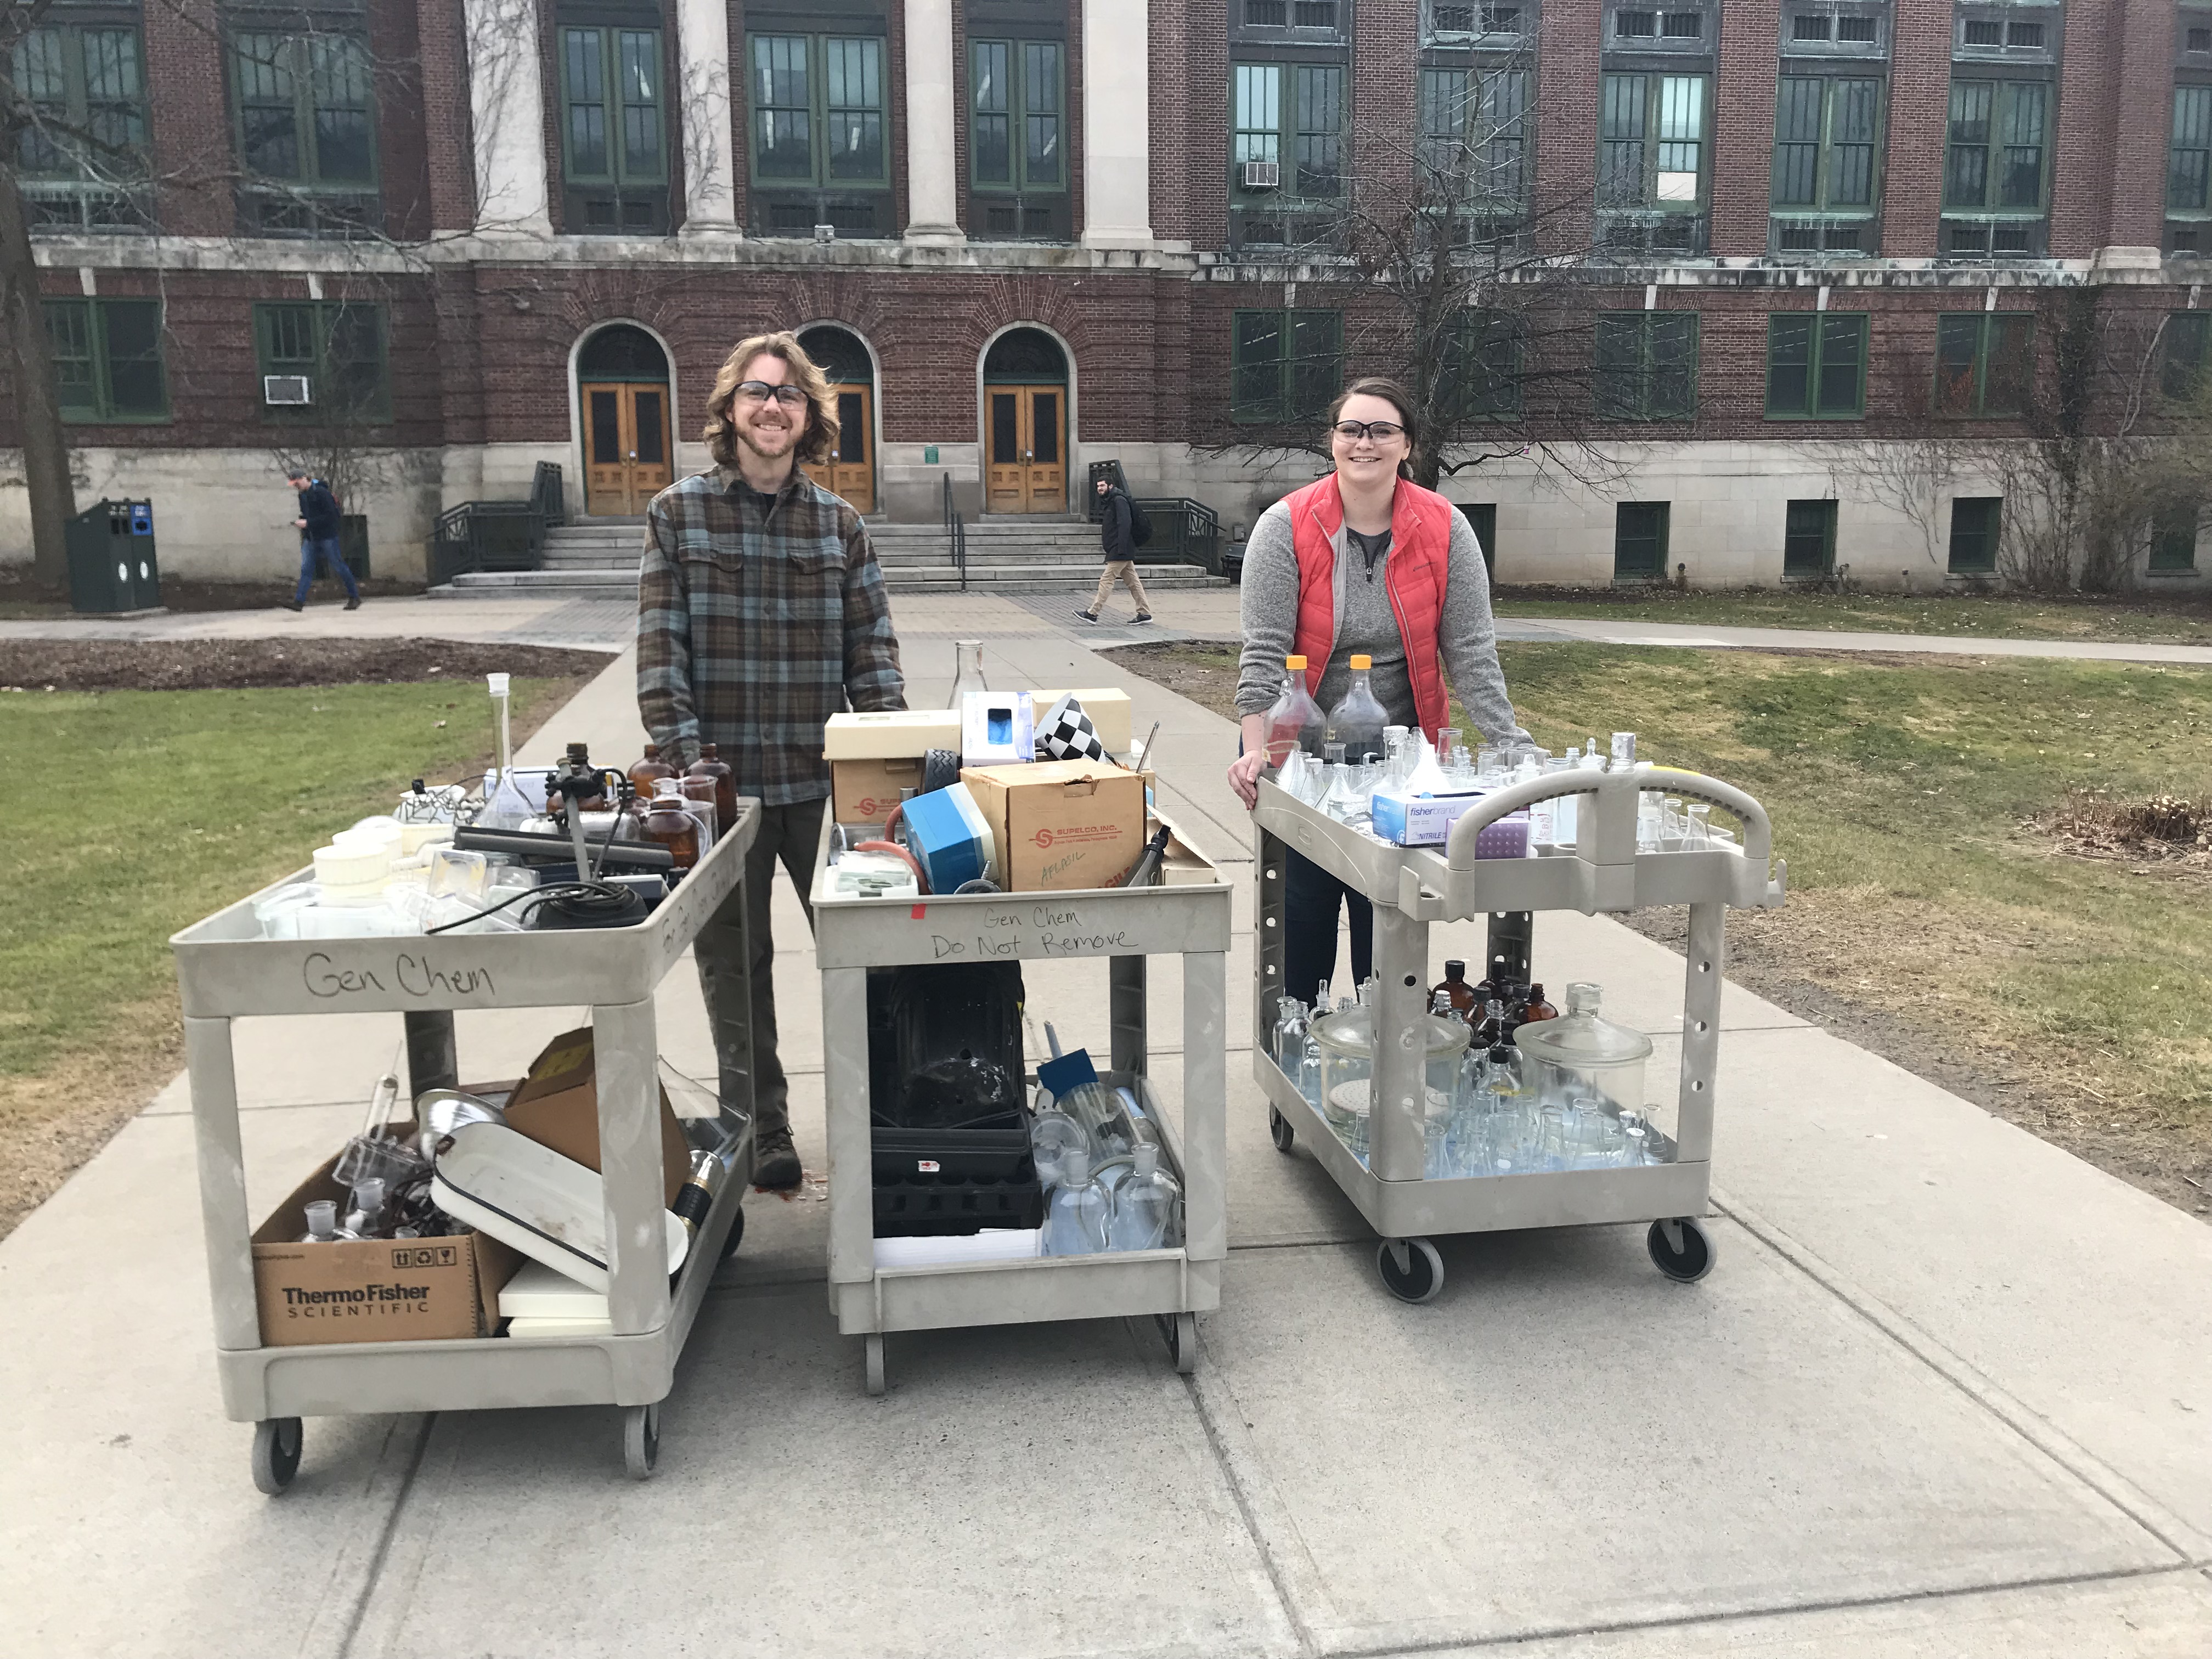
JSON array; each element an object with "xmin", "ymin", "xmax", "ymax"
[
  {"xmin": 736, "ymin": 381, "xmax": 809, "ymax": 408},
  {"xmin": 1332, "ymin": 420, "xmax": 1404, "ymax": 442}
]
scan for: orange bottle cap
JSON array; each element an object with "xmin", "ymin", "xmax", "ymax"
[
  {"xmin": 1349, "ymin": 653, "xmax": 1373, "ymax": 670},
  {"xmin": 1285, "ymin": 654, "xmax": 1307, "ymax": 670}
]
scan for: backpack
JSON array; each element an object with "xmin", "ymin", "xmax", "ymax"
[{"xmin": 1127, "ymin": 498, "xmax": 1153, "ymax": 548}]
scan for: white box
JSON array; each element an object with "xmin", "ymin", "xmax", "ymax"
[
  {"xmin": 961, "ymin": 690, "xmax": 1034, "ymax": 767},
  {"xmin": 1369, "ymin": 787, "xmax": 1485, "ymax": 847}
]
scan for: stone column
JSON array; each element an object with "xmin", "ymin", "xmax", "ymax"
[
  {"xmin": 464, "ymin": 0, "xmax": 552, "ymax": 235},
  {"xmin": 675, "ymin": 0, "xmax": 741, "ymax": 234},
  {"xmin": 903, "ymin": 0, "xmax": 966, "ymax": 244},
  {"xmin": 1081, "ymin": 0, "xmax": 1153, "ymax": 248}
]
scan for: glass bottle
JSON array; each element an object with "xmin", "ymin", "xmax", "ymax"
[
  {"xmin": 1324, "ymin": 653, "xmax": 1390, "ymax": 765},
  {"xmin": 1273, "ymin": 995, "xmax": 1308, "ymax": 1065},
  {"xmin": 1030, "ymin": 1105, "xmax": 1089, "ymax": 1190},
  {"xmin": 642, "ymin": 778, "xmax": 701, "ymax": 870},
  {"xmin": 1610, "ymin": 731, "xmax": 1638, "ymax": 771},
  {"xmin": 1299, "ymin": 981, "xmax": 1330, "ymax": 1107},
  {"xmin": 629, "ymin": 743, "xmax": 676, "ymax": 803},
  {"xmin": 1263, "ymin": 655, "xmax": 1327, "ymax": 764},
  {"xmin": 1042, "ymin": 1150, "xmax": 1110, "ymax": 1255},
  {"xmin": 1521, "ymin": 982, "xmax": 1558, "ymax": 1023},
  {"xmin": 687, "ymin": 743, "xmax": 738, "ymax": 839},
  {"xmin": 1432, "ymin": 959, "xmax": 1476, "ymax": 1019},
  {"xmin": 946, "ymin": 639, "xmax": 988, "ymax": 709},
  {"xmin": 1108, "ymin": 1143, "xmax": 1183, "ymax": 1251},
  {"xmin": 344, "ymin": 1177, "xmax": 389, "ymax": 1240},
  {"xmin": 298, "ymin": 1198, "xmax": 359, "ymax": 1243}
]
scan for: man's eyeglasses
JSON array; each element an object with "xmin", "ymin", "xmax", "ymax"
[
  {"xmin": 1332, "ymin": 420, "xmax": 1404, "ymax": 442},
  {"xmin": 736, "ymin": 381, "xmax": 809, "ymax": 408}
]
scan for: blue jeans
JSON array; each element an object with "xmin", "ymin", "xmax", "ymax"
[{"xmin": 295, "ymin": 535, "xmax": 359, "ymax": 605}]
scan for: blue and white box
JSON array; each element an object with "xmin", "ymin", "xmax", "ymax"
[
  {"xmin": 901, "ymin": 781, "xmax": 995, "ymax": 891},
  {"xmin": 962, "ymin": 690, "xmax": 1035, "ymax": 768},
  {"xmin": 1370, "ymin": 786, "xmax": 1497, "ymax": 848}
]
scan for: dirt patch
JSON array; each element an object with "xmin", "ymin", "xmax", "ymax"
[
  {"xmin": 0, "ymin": 636, "xmax": 612, "ymax": 693},
  {"xmin": 0, "ymin": 572, "xmax": 426, "ymax": 619}
]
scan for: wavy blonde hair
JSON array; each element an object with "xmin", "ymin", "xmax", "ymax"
[{"xmin": 703, "ymin": 331, "xmax": 839, "ymax": 468}]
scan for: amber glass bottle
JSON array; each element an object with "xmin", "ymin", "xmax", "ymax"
[
  {"xmin": 687, "ymin": 743, "xmax": 738, "ymax": 838},
  {"xmin": 1521, "ymin": 983, "xmax": 1559, "ymax": 1024},
  {"xmin": 1431, "ymin": 959, "xmax": 1477, "ymax": 1020},
  {"xmin": 629, "ymin": 743, "xmax": 676, "ymax": 804},
  {"xmin": 641, "ymin": 779, "xmax": 699, "ymax": 870}
]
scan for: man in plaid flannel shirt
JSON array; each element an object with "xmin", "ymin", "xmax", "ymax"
[{"xmin": 637, "ymin": 330, "xmax": 905, "ymax": 1188}]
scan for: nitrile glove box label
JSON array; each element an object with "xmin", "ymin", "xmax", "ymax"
[
  {"xmin": 961, "ymin": 691, "xmax": 1034, "ymax": 768},
  {"xmin": 1369, "ymin": 787, "xmax": 1485, "ymax": 847},
  {"xmin": 901, "ymin": 782, "xmax": 994, "ymax": 891}
]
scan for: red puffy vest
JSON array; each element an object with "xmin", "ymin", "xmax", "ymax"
[{"xmin": 1284, "ymin": 473, "xmax": 1454, "ymax": 741}]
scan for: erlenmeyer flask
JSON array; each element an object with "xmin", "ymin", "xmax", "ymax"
[{"xmin": 946, "ymin": 640, "xmax": 988, "ymax": 710}]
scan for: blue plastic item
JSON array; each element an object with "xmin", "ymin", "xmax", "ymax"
[{"xmin": 901, "ymin": 781, "xmax": 994, "ymax": 892}]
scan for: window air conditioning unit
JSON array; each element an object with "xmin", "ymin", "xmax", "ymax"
[
  {"xmin": 263, "ymin": 375, "xmax": 312, "ymax": 407},
  {"xmin": 1241, "ymin": 160, "xmax": 1282, "ymax": 191}
]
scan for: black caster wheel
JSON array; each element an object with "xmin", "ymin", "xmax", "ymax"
[
  {"xmin": 623, "ymin": 1403, "xmax": 661, "ymax": 1479},
  {"xmin": 251, "ymin": 1417, "xmax": 302, "ymax": 1495},
  {"xmin": 1377, "ymin": 1237, "xmax": 1444, "ymax": 1304},
  {"xmin": 1153, "ymin": 1310, "xmax": 1199, "ymax": 1374},
  {"xmin": 719, "ymin": 1201, "xmax": 746, "ymax": 1262},
  {"xmin": 1268, "ymin": 1108, "xmax": 1295, "ymax": 1153},
  {"xmin": 1647, "ymin": 1217, "xmax": 1716, "ymax": 1283},
  {"xmin": 864, "ymin": 1333, "xmax": 887, "ymax": 1396}
]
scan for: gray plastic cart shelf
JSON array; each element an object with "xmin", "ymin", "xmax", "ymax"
[
  {"xmin": 1252, "ymin": 769, "xmax": 1786, "ymax": 1301},
  {"xmin": 170, "ymin": 802, "xmax": 762, "ymax": 1485},
  {"xmin": 808, "ymin": 814, "xmax": 1232, "ymax": 1392}
]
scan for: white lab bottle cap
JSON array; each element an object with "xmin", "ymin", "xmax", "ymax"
[{"xmin": 487, "ymin": 672, "xmax": 511, "ymax": 697}]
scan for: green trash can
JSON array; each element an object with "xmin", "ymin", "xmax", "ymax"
[{"xmin": 66, "ymin": 499, "xmax": 161, "ymax": 613}]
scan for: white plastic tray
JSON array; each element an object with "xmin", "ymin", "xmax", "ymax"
[{"xmin": 432, "ymin": 1122, "xmax": 689, "ymax": 1294}]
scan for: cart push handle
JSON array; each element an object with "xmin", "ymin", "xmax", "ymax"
[{"xmin": 1442, "ymin": 768, "xmax": 1777, "ymax": 874}]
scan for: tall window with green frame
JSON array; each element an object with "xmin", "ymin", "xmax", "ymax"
[
  {"xmin": 43, "ymin": 298, "xmax": 166, "ymax": 420},
  {"xmin": 1765, "ymin": 312, "xmax": 1867, "ymax": 419},
  {"xmin": 1598, "ymin": 74, "xmax": 1708, "ymax": 210},
  {"xmin": 1770, "ymin": 76, "xmax": 1881, "ymax": 252},
  {"xmin": 1933, "ymin": 313, "xmax": 2033, "ymax": 416},
  {"xmin": 2169, "ymin": 84, "xmax": 2212, "ymax": 251},
  {"xmin": 748, "ymin": 35, "xmax": 888, "ymax": 187},
  {"xmin": 255, "ymin": 301, "xmax": 389, "ymax": 423},
  {"xmin": 11, "ymin": 24, "xmax": 150, "ymax": 230},
  {"xmin": 2163, "ymin": 311, "xmax": 2211, "ymax": 401},
  {"xmin": 1594, "ymin": 312, "xmax": 1699, "ymax": 420},
  {"xmin": 1448, "ymin": 310, "xmax": 1523, "ymax": 418},
  {"xmin": 1942, "ymin": 77, "xmax": 2047, "ymax": 252},
  {"xmin": 231, "ymin": 29, "xmax": 378, "ymax": 233},
  {"xmin": 970, "ymin": 40, "xmax": 1062, "ymax": 194},
  {"xmin": 1232, "ymin": 309, "xmax": 1342, "ymax": 423},
  {"xmin": 1416, "ymin": 65, "xmax": 1530, "ymax": 209},
  {"xmin": 560, "ymin": 26, "xmax": 666, "ymax": 232},
  {"xmin": 1231, "ymin": 63, "xmax": 1344, "ymax": 201}
]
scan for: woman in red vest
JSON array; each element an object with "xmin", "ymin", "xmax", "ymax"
[{"xmin": 1226, "ymin": 376, "xmax": 1525, "ymax": 1003}]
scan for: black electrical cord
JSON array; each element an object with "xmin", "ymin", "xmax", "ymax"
[{"xmin": 421, "ymin": 878, "xmax": 641, "ymax": 935}]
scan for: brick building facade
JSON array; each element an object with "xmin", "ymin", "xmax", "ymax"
[{"xmin": 4, "ymin": 0, "xmax": 2208, "ymax": 587}]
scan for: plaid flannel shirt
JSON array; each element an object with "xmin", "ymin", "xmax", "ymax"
[{"xmin": 636, "ymin": 465, "xmax": 905, "ymax": 804}]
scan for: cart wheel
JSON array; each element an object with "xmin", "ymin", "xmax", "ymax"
[
  {"xmin": 251, "ymin": 1417, "xmax": 302, "ymax": 1495},
  {"xmin": 623, "ymin": 1403, "xmax": 659, "ymax": 1480},
  {"xmin": 1167, "ymin": 1310, "xmax": 1199, "ymax": 1374},
  {"xmin": 719, "ymin": 1202, "xmax": 746, "ymax": 1262},
  {"xmin": 1268, "ymin": 1108, "xmax": 1295, "ymax": 1153},
  {"xmin": 864, "ymin": 1333, "xmax": 887, "ymax": 1397},
  {"xmin": 1647, "ymin": 1217, "xmax": 1716, "ymax": 1284},
  {"xmin": 1377, "ymin": 1237, "xmax": 1444, "ymax": 1304}
]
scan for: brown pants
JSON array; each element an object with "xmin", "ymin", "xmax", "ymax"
[
  {"xmin": 1091, "ymin": 560, "xmax": 1152, "ymax": 615},
  {"xmin": 691, "ymin": 795, "xmax": 827, "ymax": 1145}
]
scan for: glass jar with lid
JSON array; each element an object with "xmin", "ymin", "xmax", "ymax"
[
  {"xmin": 1310, "ymin": 1003, "xmax": 1470, "ymax": 1165},
  {"xmin": 1509, "ymin": 982, "xmax": 1661, "ymax": 1159}
]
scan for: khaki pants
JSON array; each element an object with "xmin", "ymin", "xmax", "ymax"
[
  {"xmin": 691, "ymin": 795, "xmax": 827, "ymax": 1145},
  {"xmin": 1091, "ymin": 560, "xmax": 1152, "ymax": 615}
]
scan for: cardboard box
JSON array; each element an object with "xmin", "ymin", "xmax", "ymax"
[
  {"xmin": 251, "ymin": 1137, "xmax": 520, "ymax": 1347},
  {"xmin": 505, "ymin": 1028, "xmax": 690, "ymax": 1207},
  {"xmin": 832, "ymin": 755, "xmax": 923, "ymax": 823},
  {"xmin": 962, "ymin": 760, "xmax": 1148, "ymax": 891},
  {"xmin": 823, "ymin": 708, "xmax": 963, "ymax": 760},
  {"xmin": 1028, "ymin": 688, "xmax": 1133, "ymax": 754}
]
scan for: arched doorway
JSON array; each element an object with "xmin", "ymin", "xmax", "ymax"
[
  {"xmin": 577, "ymin": 324, "xmax": 672, "ymax": 516},
  {"xmin": 982, "ymin": 326, "xmax": 1068, "ymax": 515},
  {"xmin": 798, "ymin": 324, "xmax": 876, "ymax": 514}
]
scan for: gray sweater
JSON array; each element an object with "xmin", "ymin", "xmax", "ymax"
[{"xmin": 1235, "ymin": 498, "xmax": 1527, "ymax": 745}]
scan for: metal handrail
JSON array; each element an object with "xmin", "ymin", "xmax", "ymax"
[
  {"xmin": 1131, "ymin": 496, "xmax": 1222, "ymax": 574},
  {"xmin": 430, "ymin": 463, "xmax": 564, "ymax": 584}
]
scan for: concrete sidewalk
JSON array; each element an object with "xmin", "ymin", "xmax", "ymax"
[{"xmin": 3, "ymin": 629, "xmax": 2210, "ymax": 1659}]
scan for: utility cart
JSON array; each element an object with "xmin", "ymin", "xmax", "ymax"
[
  {"xmin": 170, "ymin": 803, "xmax": 761, "ymax": 1487},
  {"xmin": 810, "ymin": 816, "xmax": 1232, "ymax": 1393},
  {"xmin": 1252, "ymin": 769, "xmax": 1785, "ymax": 1302}
]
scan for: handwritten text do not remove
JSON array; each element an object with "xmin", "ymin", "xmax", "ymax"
[{"xmin": 929, "ymin": 903, "xmax": 1130, "ymax": 960}]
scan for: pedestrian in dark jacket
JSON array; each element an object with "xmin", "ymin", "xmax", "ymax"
[
  {"xmin": 1077, "ymin": 475, "xmax": 1153, "ymax": 626},
  {"xmin": 282, "ymin": 468, "xmax": 360, "ymax": 611}
]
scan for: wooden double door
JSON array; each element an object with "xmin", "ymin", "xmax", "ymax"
[
  {"xmin": 582, "ymin": 381, "xmax": 672, "ymax": 516},
  {"xmin": 985, "ymin": 383, "xmax": 1065, "ymax": 514},
  {"xmin": 800, "ymin": 383, "xmax": 875, "ymax": 514}
]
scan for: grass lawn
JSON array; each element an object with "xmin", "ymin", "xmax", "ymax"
[
  {"xmin": 1493, "ymin": 586, "xmax": 2212, "ymax": 645},
  {"xmin": 0, "ymin": 675, "xmax": 578, "ymax": 1235},
  {"xmin": 1111, "ymin": 641, "xmax": 2212, "ymax": 1218}
]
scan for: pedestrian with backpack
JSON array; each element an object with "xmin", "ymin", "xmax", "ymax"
[
  {"xmin": 1077, "ymin": 473, "xmax": 1154, "ymax": 625},
  {"xmin": 280, "ymin": 468, "xmax": 360, "ymax": 611}
]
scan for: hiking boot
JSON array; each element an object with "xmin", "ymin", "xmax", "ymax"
[
  {"xmin": 344, "ymin": 596, "xmax": 361, "ymax": 611},
  {"xmin": 280, "ymin": 600, "xmax": 304, "ymax": 612},
  {"xmin": 753, "ymin": 1128, "xmax": 803, "ymax": 1190},
  {"xmin": 1133, "ymin": 613, "xmax": 1155, "ymax": 625},
  {"xmin": 1075, "ymin": 610, "xmax": 1099, "ymax": 625}
]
